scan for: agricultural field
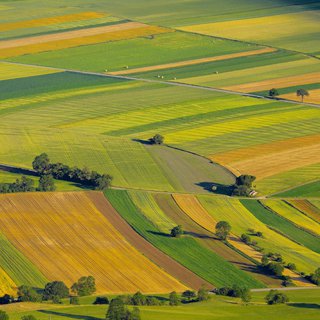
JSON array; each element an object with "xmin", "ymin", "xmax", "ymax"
[
  {"xmin": 0, "ymin": 1, "xmax": 320, "ymax": 318},
  {"xmin": 0, "ymin": 192, "xmax": 187, "ymax": 294}
]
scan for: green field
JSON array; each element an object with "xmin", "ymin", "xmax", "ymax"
[
  {"xmin": 2, "ymin": 289, "xmax": 320, "ymax": 320},
  {"xmin": 241, "ymin": 200, "xmax": 320, "ymax": 254},
  {"xmin": 274, "ymin": 180, "xmax": 320, "ymax": 198}
]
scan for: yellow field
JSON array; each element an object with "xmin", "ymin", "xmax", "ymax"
[
  {"xmin": 280, "ymin": 89, "xmax": 320, "ymax": 104},
  {"xmin": 0, "ymin": 192, "xmax": 187, "ymax": 294},
  {"xmin": 109, "ymin": 47, "xmax": 276, "ymax": 75},
  {"xmin": 0, "ymin": 267, "xmax": 16, "ymax": 296},
  {"xmin": 0, "ymin": 61, "xmax": 61, "ymax": 81},
  {"xmin": 0, "ymin": 24, "xmax": 171, "ymax": 58},
  {"xmin": 262, "ymin": 200, "xmax": 320, "ymax": 236},
  {"xmin": 223, "ymin": 72, "xmax": 320, "ymax": 93},
  {"xmin": 164, "ymin": 108, "xmax": 319, "ymax": 144},
  {"xmin": 0, "ymin": 12, "xmax": 105, "ymax": 31},
  {"xmin": 179, "ymin": 11, "xmax": 319, "ymax": 50}
]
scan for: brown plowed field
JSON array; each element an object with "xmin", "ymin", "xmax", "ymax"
[{"xmin": 89, "ymin": 192, "xmax": 208, "ymax": 290}]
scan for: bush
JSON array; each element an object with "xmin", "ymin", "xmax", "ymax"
[
  {"xmin": 265, "ymin": 290, "xmax": 289, "ymax": 305},
  {"xmin": 170, "ymin": 225, "xmax": 183, "ymax": 237},
  {"xmin": 241, "ymin": 234, "xmax": 251, "ymax": 244},
  {"xmin": 93, "ymin": 296, "xmax": 109, "ymax": 305},
  {"xmin": 169, "ymin": 291, "xmax": 180, "ymax": 306},
  {"xmin": 70, "ymin": 296, "xmax": 79, "ymax": 305},
  {"xmin": 0, "ymin": 311, "xmax": 8, "ymax": 320}
]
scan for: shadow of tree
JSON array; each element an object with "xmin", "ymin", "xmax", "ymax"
[
  {"xmin": 39, "ymin": 310, "xmax": 101, "ymax": 320},
  {"xmin": 288, "ymin": 303, "xmax": 320, "ymax": 309},
  {"xmin": 147, "ymin": 230, "xmax": 171, "ymax": 237},
  {"xmin": 195, "ymin": 182, "xmax": 234, "ymax": 196},
  {"xmin": 132, "ymin": 138, "xmax": 152, "ymax": 145}
]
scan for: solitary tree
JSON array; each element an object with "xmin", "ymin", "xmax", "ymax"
[
  {"xmin": 268, "ymin": 88, "xmax": 279, "ymax": 98},
  {"xmin": 149, "ymin": 134, "xmax": 164, "ymax": 145},
  {"xmin": 169, "ymin": 291, "xmax": 180, "ymax": 306},
  {"xmin": 38, "ymin": 174, "xmax": 56, "ymax": 192},
  {"xmin": 197, "ymin": 286, "xmax": 209, "ymax": 302},
  {"xmin": 170, "ymin": 225, "xmax": 183, "ymax": 237},
  {"xmin": 265, "ymin": 290, "xmax": 289, "ymax": 305},
  {"xmin": 71, "ymin": 276, "xmax": 96, "ymax": 296},
  {"xmin": 215, "ymin": 221, "xmax": 231, "ymax": 240},
  {"xmin": 296, "ymin": 88, "xmax": 309, "ymax": 102}
]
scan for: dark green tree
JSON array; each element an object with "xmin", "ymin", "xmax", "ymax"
[
  {"xmin": 131, "ymin": 292, "xmax": 146, "ymax": 306},
  {"xmin": 265, "ymin": 290, "xmax": 289, "ymax": 305},
  {"xmin": 149, "ymin": 134, "xmax": 164, "ymax": 145},
  {"xmin": 169, "ymin": 291, "xmax": 180, "ymax": 306},
  {"xmin": 268, "ymin": 262, "xmax": 284, "ymax": 277},
  {"xmin": 43, "ymin": 281, "xmax": 69, "ymax": 300},
  {"xmin": 296, "ymin": 88, "xmax": 309, "ymax": 102},
  {"xmin": 71, "ymin": 276, "xmax": 96, "ymax": 296},
  {"xmin": 286, "ymin": 263, "xmax": 296, "ymax": 271},
  {"xmin": 182, "ymin": 290, "xmax": 196, "ymax": 302},
  {"xmin": 32, "ymin": 153, "xmax": 50, "ymax": 174},
  {"xmin": 0, "ymin": 311, "xmax": 8, "ymax": 320},
  {"xmin": 310, "ymin": 267, "xmax": 320, "ymax": 285},
  {"xmin": 268, "ymin": 88, "xmax": 279, "ymax": 98},
  {"xmin": 215, "ymin": 221, "xmax": 231, "ymax": 240},
  {"xmin": 94, "ymin": 174, "xmax": 113, "ymax": 190},
  {"xmin": 0, "ymin": 294, "xmax": 12, "ymax": 305},
  {"xmin": 38, "ymin": 174, "xmax": 56, "ymax": 191},
  {"xmin": 241, "ymin": 233, "xmax": 251, "ymax": 244},
  {"xmin": 70, "ymin": 296, "xmax": 79, "ymax": 305},
  {"xmin": 106, "ymin": 298, "xmax": 127, "ymax": 320},
  {"xmin": 170, "ymin": 225, "xmax": 183, "ymax": 237}
]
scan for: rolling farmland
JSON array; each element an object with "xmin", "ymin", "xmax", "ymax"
[{"xmin": 0, "ymin": 0, "xmax": 320, "ymax": 315}]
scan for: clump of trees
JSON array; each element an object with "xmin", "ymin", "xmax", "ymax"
[
  {"xmin": 32, "ymin": 153, "xmax": 112, "ymax": 190},
  {"xmin": 215, "ymin": 285, "xmax": 251, "ymax": 303},
  {"xmin": 215, "ymin": 221, "xmax": 231, "ymax": 240},
  {"xmin": 43, "ymin": 281, "xmax": 69, "ymax": 301},
  {"xmin": 149, "ymin": 134, "xmax": 164, "ymax": 145},
  {"xmin": 307, "ymin": 267, "xmax": 320, "ymax": 285},
  {"xmin": 0, "ymin": 176, "xmax": 35, "ymax": 194},
  {"xmin": 265, "ymin": 290, "xmax": 289, "ymax": 305},
  {"xmin": 268, "ymin": 88, "xmax": 279, "ymax": 98},
  {"xmin": 171, "ymin": 225, "xmax": 183, "ymax": 237},
  {"xmin": 260, "ymin": 253, "xmax": 287, "ymax": 277},
  {"xmin": 232, "ymin": 174, "xmax": 256, "ymax": 197}
]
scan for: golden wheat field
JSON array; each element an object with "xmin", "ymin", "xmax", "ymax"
[{"xmin": 0, "ymin": 192, "xmax": 187, "ymax": 294}]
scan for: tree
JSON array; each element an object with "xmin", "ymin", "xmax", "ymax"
[
  {"xmin": 182, "ymin": 290, "xmax": 196, "ymax": 302},
  {"xmin": 269, "ymin": 88, "xmax": 279, "ymax": 98},
  {"xmin": 0, "ymin": 294, "xmax": 12, "ymax": 305},
  {"xmin": 310, "ymin": 267, "xmax": 320, "ymax": 285},
  {"xmin": 32, "ymin": 153, "xmax": 50, "ymax": 174},
  {"xmin": 241, "ymin": 233, "xmax": 251, "ymax": 244},
  {"xmin": 70, "ymin": 296, "xmax": 79, "ymax": 305},
  {"xmin": 296, "ymin": 88, "xmax": 309, "ymax": 102},
  {"xmin": 261, "ymin": 255, "xmax": 269, "ymax": 266},
  {"xmin": 169, "ymin": 291, "xmax": 180, "ymax": 306},
  {"xmin": 131, "ymin": 292, "xmax": 146, "ymax": 306},
  {"xmin": 38, "ymin": 174, "xmax": 56, "ymax": 191},
  {"xmin": 17, "ymin": 285, "xmax": 41, "ymax": 302},
  {"xmin": 240, "ymin": 289, "xmax": 251, "ymax": 304},
  {"xmin": 71, "ymin": 276, "xmax": 96, "ymax": 296},
  {"xmin": 268, "ymin": 262, "xmax": 284, "ymax": 277},
  {"xmin": 215, "ymin": 221, "xmax": 231, "ymax": 240},
  {"xmin": 265, "ymin": 290, "xmax": 289, "ymax": 305},
  {"xmin": 128, "ymin": 307, "xmax": 141, "ymax": 320},
  {"xmin": 149, "ymin": 134, "xmax": 164, "ymax": 145},
  {"xmin": 170, "ymin": 225, "xmax": 183, "ymax": 238},
  {"xmin": 13, "ymin": 176, "xmax": 34, "ymax": 192},
  {"xmin": 236, "ymin": 175, "xmax": 256, "ymax": 188},
  {"xmin": 197, "ymin": 286, "xmax": 209, "ymax": 302},
  {"xmin": 106, "ymin": 298, "xmax": 127, "ymax": 320},
  {"xmin": 21, "ymin": 316, "xmax": 37, "ymax": 320},
  {"xmin": 43, "ymin": 281, "xmax": 69, "ymax": 300},
  {"xmin": 0, "ymin": 311, "xmax": 8, "ymax": 320},
  {"xmin": 94, "ymin": 174, "xmax": 113, "ymax": 190},
  {"xmin": 94, "ymin": 296, "xmax": 109, "ymax": 305},
  {"xmin": 286, "ymin": 263, "xmax": 296, "ymax": 271}
]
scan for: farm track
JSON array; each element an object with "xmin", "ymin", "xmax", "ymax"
[
  {"xmin": 89, "ymin": 192, "xmax": 210, "ymax": 290},
  {"xmin": 2, "ymin": 60, "xmax": 320, "ymax": 108}
]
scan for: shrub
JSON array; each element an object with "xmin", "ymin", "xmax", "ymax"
[
  {"xmin": 265, "ymin": 290, "xmax": 289, "ymax": 305},
  {"xmin": 93, "ymin": 296, "xmax": 109, "ymax": 305}
]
